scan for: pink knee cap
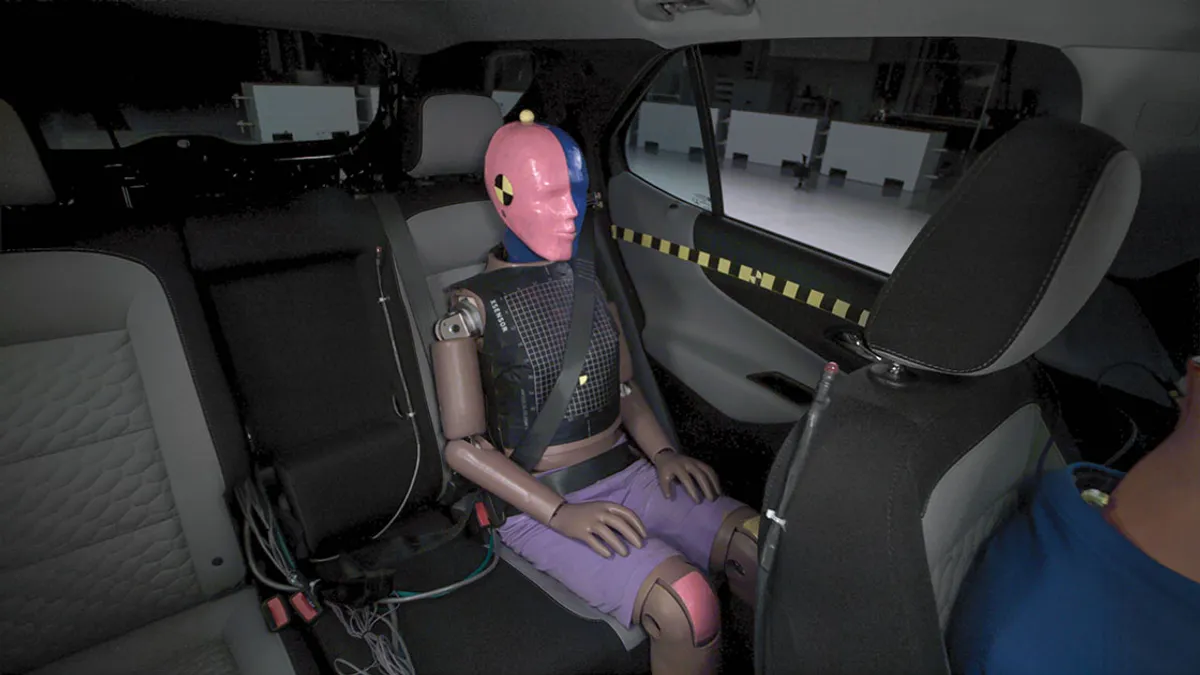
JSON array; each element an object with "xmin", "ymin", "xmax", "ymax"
[{"xmin": 671, "ymin": 570, "xmax": 720, "ymax": 644}]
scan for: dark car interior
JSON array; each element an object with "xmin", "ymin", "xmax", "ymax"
[{"xmin": 2, "ymin": 1, "xmax": 1197, "ymax": 674}]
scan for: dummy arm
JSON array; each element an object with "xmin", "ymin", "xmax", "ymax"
[
  {"xmin": 433, "ymin": 337, "xmax": 564, "ymax": 524},
  {"xmin": 611, "ymin": 305, "xmax": 721, "ymax": 502}
]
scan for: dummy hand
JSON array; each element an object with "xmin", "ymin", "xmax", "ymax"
[
  {"xmin": 653, "ymin": 450, "xmax": 721, "ymax": 503},
  {"xmin": 549, "ymin": 502, "xmax": 648, "ymax": 558}
]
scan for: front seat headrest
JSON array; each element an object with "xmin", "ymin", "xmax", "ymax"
[
  {"xmin": 0, "ymin": 100, "xmax": 55, "ymax": 206},
  {"xmin": 866, "ymin": 118, "xmax": 1141, "ymax": 376},
  {"xmin": 405, "ymin": 93, "xmax": 503, "ymax": 179}
]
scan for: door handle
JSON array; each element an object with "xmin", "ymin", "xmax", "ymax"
[
  {"xmin": 747, "ymin": 371, "xmax": 813, "ymax": 407},
  {"xmin": 832, "ymin": 330, "xmax": 882, "ymax": 363}
]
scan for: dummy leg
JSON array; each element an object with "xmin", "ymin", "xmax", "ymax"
[
  {"xmin": 709, "ymin": 506, "xmax": 760, "ymax": 606},
  {"xmin": 634, "ymin": 556, "xmax": 721, "ymax": 675}
]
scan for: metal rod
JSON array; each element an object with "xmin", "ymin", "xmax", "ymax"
[{"xmin": 754, "ymin": 361, "xmax": 840, "ymax": 674}]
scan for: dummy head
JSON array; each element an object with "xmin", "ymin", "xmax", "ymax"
[{"xmin": 485, "ymin": 110, "xmax": 589, "ymax": 262}]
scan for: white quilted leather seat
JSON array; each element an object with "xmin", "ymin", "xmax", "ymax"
[{"xmin": 0, "ymin": 100, "xmax": 296, "ymax": 675}]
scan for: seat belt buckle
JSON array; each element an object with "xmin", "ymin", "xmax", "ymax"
[
  {"xmin": 474, "ymin": 500, "xmax": 491, "ymax": 529},
  {"xmin": 481, "ymin": 492, "xmax": 509, "ymax": 529},
  {"xmin": 289, "ymin": 590, "xmax": 322, "ymax": 624},
  {"xmin": 262, "ymin": 595, "xmax": 291, "ymax": 632}
]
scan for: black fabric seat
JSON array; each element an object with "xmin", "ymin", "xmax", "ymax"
[
  {"xmin": 184, "ymin": 186, "xmax": 649, "ymax": 674},
  {"xmin": 184, "ymin": 191, "xmax": 442, "ymax": 555},
  {"xmin": 759, "ymin": 119, "xmax": 1142, "ymax": 674}
]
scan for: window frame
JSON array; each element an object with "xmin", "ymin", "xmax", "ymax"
[
  {"xmin": 686, "ymin": 45, "xmax": 725, "ymax": 218},
  {"xmin": 616, "ymin": 47, "xmax": 726, "ymax": 215}
]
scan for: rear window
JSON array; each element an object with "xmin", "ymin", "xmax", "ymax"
[{"xmin": 3, "ymin": 6, "xmax": 385, "ymax": 150}]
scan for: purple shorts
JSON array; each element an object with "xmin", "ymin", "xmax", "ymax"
[{"xmin": 498, "ymin": 458, "xmax": 745, "ymax": 626}]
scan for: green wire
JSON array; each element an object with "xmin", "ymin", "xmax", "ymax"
[
  {"xmin": 275, "ymin": 527, "xmax": 297, "ymax": 569},
  {"xmin": 392, "ymin": 534, "xmax": 494, "ymax": 599}
]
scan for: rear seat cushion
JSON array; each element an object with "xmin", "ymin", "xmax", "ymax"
[
  {"xmin": 31, "ymin": 590, "xmax": 293, "ymax": 675},
  {"xmin": 0, "ymin": 251, "xmax": 246, "ymax": 671}
]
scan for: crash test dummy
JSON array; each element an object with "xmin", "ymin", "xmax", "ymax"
[{"xmin": 431, "ymin": 110, "xmax": 760, "ymax": 675}]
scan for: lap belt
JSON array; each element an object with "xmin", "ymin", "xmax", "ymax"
[{"xmin": 492, "ymin": 442, "xmax": 637, "ymax": 519}]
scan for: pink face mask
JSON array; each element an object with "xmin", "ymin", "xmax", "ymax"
[{"xmin": 485, "ymin": 116, "xmax": 582, "ymax": 262}]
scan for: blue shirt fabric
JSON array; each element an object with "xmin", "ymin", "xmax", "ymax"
[{"xmin": 947, "ymin": 462, "xmax": 1200, "ymax": 675}]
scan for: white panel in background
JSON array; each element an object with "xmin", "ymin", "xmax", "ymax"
[
  {"xmin": 240, "ymin": 83, "xmax": 359, "ymax": 143},
  {"xmin": 726, "ymin": 111, "xmax": 819, "ymax": 167},
  {"xmin": 822, "ymin": 122, "xmax": 946, "ymax": 191},
  {"xmin": 492, "ymin": 90, "xmax": 524, "ymax": 116},
  {"xmin": 356, "ymin": 85, "xmax": 380, "ymax": 129},
  {"xmin": 635, "ymin": 102, "xmax": 720, "ymax": 154},
  {"xmin": 768, "ymin": 37, "xmax": 874, "ymax": 61}
]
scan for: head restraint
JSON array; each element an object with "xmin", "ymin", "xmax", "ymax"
[
  {"xmin": 866, "ymin": 118, "xmax": 1141, "ymax": 376},
  {"xmin": 0, "ymin": 100, "xmax": 55, "ymax": 206},
  {"xmin": 405, "ymin": 93, "xmax": 503, "ymax": 178}
]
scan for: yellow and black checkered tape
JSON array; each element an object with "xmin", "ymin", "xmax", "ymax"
[
  {"xmin": 611, "ymin": 225, "xmax": 871, "ymax": 328},
  {"xmin": 493, "ymin": 174, "xmax": 514, "ymax": 206}
]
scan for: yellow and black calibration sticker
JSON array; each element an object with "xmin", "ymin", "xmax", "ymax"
[
  {"xmin": 611, "ymin": 225, "xmax": 871, "ymax": 328},
  {"xmin": 493, "ymin": 174, "xmax": 515, "ymax": 206}
]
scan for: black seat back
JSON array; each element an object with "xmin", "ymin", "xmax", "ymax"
[
  {"xmin": 759, "ymin": 119, "xmax": 1142, "ymax": 674},
  {"xmin": 184, "ymin": 188, "xmax": 442, "ymax": 555}
]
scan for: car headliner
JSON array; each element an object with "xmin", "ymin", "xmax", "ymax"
[{"xmin": 128, "ymin": 0, "xmax": 1200, "ymax": 55}]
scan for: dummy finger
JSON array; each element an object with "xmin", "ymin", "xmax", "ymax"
[
  {"xmin": 678, "ymin": 470, "xmax": 702, "ymax": 504},
  {"xmin": 688, "ymin": 464, "xmax": 717, "ymax": 502},
  {"xmin": 584, "ymin": 533, "xmax": 613, "ymax": 558},
  {"xmin": 594, "ymin": 524, "xmax": 629, "ymax": 557},
  {"xmin": 658, "ymin": 468, "xmax": 674, "ymax": 500},
  {"xmin": 607, "ymin": 504, "xmax": 649, "ymax": 539},
  {"xmin": 700, "ymin": 463, "xmax": 722, "ymax": 497},
  {"xmin": 602, "ymin": 513, "xmax": 644, "ymax": 549}
]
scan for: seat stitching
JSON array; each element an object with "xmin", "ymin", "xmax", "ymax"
[{"xmin": 0, "ymin": 426, "xmax": 154, "ymax": 469}]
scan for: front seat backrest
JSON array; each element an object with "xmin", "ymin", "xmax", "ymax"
[
  {"xmin": 759, "ymin": 118, "xmax": 1141, "ymax": 674},
  {"xmin": 0, "ymin": 251, "xmax": 246, "ymax": 671}
]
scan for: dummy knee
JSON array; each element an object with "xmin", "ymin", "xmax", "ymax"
[
  {"xmin": 711, "ymin": 506, "xmax": 760, "ymax": 605},
  {"xmin": 636, "ymin": 557, "xmax": 720, "ymax": 647}
]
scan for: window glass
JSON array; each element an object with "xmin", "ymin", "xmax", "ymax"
[
  {"xmin": 488, "ymin": 51, "xmax": 534, "ymax": 116},
  {"xmin": 623, "ymin": 51, "xmax": 714, "ymax": 211},
  {"xmin": 16, "ymin": 9, "xmax": 385, "ymax": 149},
  {"xmin": 696, "ymin": 38, "xmax": 1081, "ymax": 273}
]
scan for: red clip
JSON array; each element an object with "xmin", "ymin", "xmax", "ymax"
[
  {"xmin": 289, "ymin": 591, "xmax": 321, "ymax": 624},
  {"xmin": 262, "ymin": 596, "xmax": 290, "ymax": 632},
  {"xmin": 474, "ymin": 500, "xmax": 491, "ymax": 528}
]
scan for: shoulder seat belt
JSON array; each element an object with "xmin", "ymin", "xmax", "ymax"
[{"xmin": 508, "ymin": 212, "xmax": 598, "ymax": 471}]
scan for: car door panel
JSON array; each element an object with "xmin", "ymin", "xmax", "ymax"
[
  {"xmin": 693, "ymin": 211, "xmax": 888, "ymax": 364},
  {"xmin": 609, "ymin": 170, "xmax": 822, "ymax": 424}
]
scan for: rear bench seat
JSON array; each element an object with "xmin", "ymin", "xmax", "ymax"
[
  {"xmin": 2, "ymin": 92, "xmax": 648, "ymax": 674},
  {"xmin": 0, "ymin": 100, "xmax": 298, "ymax": 675},
  {"xmin": 183, "ymin": 183, "xmax": 649, "ymax": 675}
]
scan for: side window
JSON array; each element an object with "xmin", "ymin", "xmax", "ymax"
[
  {"xmin": 623, "ymin": 51, "xmax": 714, "ymax": 211},
  {"xmin": 488, "ymin": 51, "xmax": 534, "ymax": 117},
  {"xmin": 627, "ymin": 39, "xmax": 1080, "ymax": 273}
]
